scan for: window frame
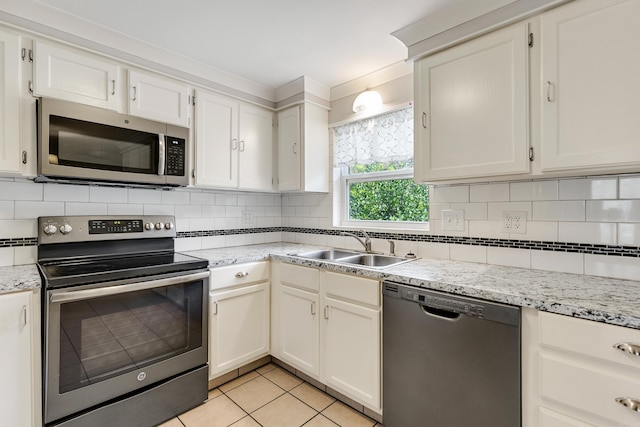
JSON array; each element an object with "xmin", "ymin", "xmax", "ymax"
[{"xmin": 337, "ymin": 166, "xmax": 429, "ymax": 231}]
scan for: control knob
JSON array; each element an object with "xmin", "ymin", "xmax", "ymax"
[
  {"xmin": 155, "ymin": 223, "xmax": 163, "ymax": 230},
  {"xmin": 43, "ymin": 224, "xmax": 57, "ymax": 235},
  {"xmin": 59, "ymin": 223, "xmax": 73, "ymax": 235},
  {"xmin": 164, "ymin": 222, "xmax": 174, "ymax": 230},
  {"xmin": 145, "ymin": 223, "xmax": 154, "ymax": 231}
]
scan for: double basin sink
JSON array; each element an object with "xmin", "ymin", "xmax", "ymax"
[{"xmin": 294, "ymin": 249, "xmax": 416, "ymax": 269}]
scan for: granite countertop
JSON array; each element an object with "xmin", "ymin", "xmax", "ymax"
[
  {"xmin": 189, "ymin": 242, "xmax": 640, "ymax": 330},
  {"xmin": 3, "ymin": 242, "xmax": 639, "ymax": 330},
  {"xmin": 0, "ymin": 264, "xmax": 41, "ymax": 295}
]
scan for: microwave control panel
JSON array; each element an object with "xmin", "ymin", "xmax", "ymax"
[{"xmin": 165, "ymin": 137, "xmax": 185, "ymax": 176}]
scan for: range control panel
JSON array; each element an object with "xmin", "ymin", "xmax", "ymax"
[
  {"xmin": 38, "ymin": 215, "xmax": 176, "ymax": 244},
  {"xmin": 88, "ymin": 219, "xmax": 144, "ymax": 234}
]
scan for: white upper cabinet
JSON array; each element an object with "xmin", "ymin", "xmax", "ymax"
[
  {"xmin": 539, "ymin": 0, "xmax": 640, "ymax": 173},
  {"xmin": 128, "ymin": 69, "xmax": 191, "ymax": 127},
  {"xmin": 277, "ymin": 106, "xmax": 302, "ymax": 191},
  {"xmin": 277, "ymin": 103, "xmax": 329, "ymax": 193},
  {"xmin": 33, "ymin": 41, "xmax": 121, "ymax": 110},
  {"xmin": 194, "ymin": 90, "xmax": 273, "ymax": 191},
  {"xmin": 194, "ymin": 90, "xmax": 238, "ymax": 188},
  {"xmin": 238, "ymin": 104, "xmax": 274, "ymax": 191},
  {"xmin": 0, "ymin": 29, "xmax": 21, "ymax": 174},
  {"xmin": 414, "ymin": 21, "xmax": 530, "ymax": 182}
]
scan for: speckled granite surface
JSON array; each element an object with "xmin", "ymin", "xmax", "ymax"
[
  {"xmin": 190, "ymin": 243, "xmax": 640, "ymax": 330},
  {"xmin": 3, "ymin": 242, "xmax": 640, "ymax": 329},
  {"xmin": 0, "ymin": 264, "xmax": 41, "ymax": 295}
]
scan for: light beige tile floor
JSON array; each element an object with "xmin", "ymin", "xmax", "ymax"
[{"xmin": 158, "ymin": 364, "xmax": 383, "ymax": 427}]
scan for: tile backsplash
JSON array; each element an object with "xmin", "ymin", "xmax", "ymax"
[
  {"xmin": 281, "ymin": 175, "xmax": 640, "ymax": 281},
  {"xmin": 2, "ymin": 175, "xmax": 640, "ymax": 282}
]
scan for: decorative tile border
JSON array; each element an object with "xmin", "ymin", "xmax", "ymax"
[
  {"xmin": 0, "ymin": 237, "xmax": 38, "ymax": 247},
  {"xmin": 177, "ymin": 227, "xmax": 640, "ymax": 258},
  {"xmin": 6, "ymin": 228, "xmax": 638, "ymax": 258}
]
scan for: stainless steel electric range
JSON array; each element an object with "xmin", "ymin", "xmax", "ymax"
[{"xmin": 37, "ymin": 215, "xmax": 209, "ymax": 427}]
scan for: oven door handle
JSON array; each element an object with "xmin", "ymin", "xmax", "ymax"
[{"xmin": 49, "ymin": 271, "xmax": 209, "ymax": 303}]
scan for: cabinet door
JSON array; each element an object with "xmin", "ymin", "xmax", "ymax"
[
  {"xmin": 301, "ymin": 103, "xmax": 329, "ymax": 193},
  {"xmin": 277, "ymin": 285, "xmax": 320, "ymax": 377},
  {"xmin": 33, "ymin": 41, "xmax": 120, "ymax": 110},
  {"xmin": 0, "ymin": 29, "xmax": 21, "ymax": 174},
  {"xmin": 0, "ymin": 292, "xmax": 33, "ymax": 427},
  {"xmin": 128, "ymin": 70, "xmax": 191, "ymax": 127},
  {"xmin": 238, "ymin": 104, "xmax": 274, "ymax": 191},
  {"xmin": 277, "ymin": 106, "xmax": 302, "ymax": 191},
  {"xmin": 540, "ymin": 0, "xmax": 640, "ymax": 172},
  {"xmin": 322, "ymin": 295, "xmax": 380, "ymax": 410},
  {"xmin": 194, "ymin": 90, "xmax": 238, "ymax": 188},
  {"xmin": 414, "ymin": 22, "xmax": 530, "ymax": 181},
  {"xmin": 209, "ymin": 283, "xmax": 270, "ymax": 378}
]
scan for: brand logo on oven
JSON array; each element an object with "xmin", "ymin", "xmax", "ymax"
[{"xmin": 137, "ymin": 372, "xmax": 147, "ymax": 381}]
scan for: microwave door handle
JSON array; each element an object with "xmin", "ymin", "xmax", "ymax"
[{"xmin": 158, "ymin": 133, "xmax": 166, "ymax": 176}]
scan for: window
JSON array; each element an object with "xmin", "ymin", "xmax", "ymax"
[{"xmin": 333, "ymin": 106, "xmax": 429, "ymax": 229}]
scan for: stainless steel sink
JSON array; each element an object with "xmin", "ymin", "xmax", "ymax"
[
  {"xmin": 295, "ymin": 249, "xmax": 359, "ymax": 260},
  {"xmin": 337, "ymin": 253, "xmax": 416, "ymax": 269},
  {"xmin": 295, "ymin": 249, "xmax": 417, "ymax": 269}
]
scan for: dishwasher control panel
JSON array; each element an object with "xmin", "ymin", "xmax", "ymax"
[{"xmin": 407, "ymin": 290, "xmax": 485, "ymax": 318}]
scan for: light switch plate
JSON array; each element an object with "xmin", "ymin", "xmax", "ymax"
[{"xmin": 442, "ymin": 209, "xmax": 465, "ymax": 231}]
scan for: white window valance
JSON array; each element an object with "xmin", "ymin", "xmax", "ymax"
[{"xmin": 333, "ymin": 106, "xmax": 413, "ymax": 167}]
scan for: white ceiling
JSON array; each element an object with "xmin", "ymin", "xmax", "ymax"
[{"xmin": 33, "ymin": 0, "xmax": 458, "ymax": 90}]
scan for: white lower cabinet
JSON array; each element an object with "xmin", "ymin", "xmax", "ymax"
[
  {"xmin": 271, "ymin": 262, "xmax": 381, "ymax": 412},
  {"xmin": 523, "ymin": 308, "xmax": 640, "ymax": 427},
  {"xmin": 208, "ymin": 262, "xmax": 270, "ymax": 379},
  {"xmin": 0, "ymin": 291, "xmax": 34, "ymax": 427},
  {"xmin": 271, "ymin": 262, "xmax": 320, "ymax": 376}
]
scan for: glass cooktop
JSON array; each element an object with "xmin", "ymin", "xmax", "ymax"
[{"xmin": 39, "ymin": 252, "xmax": 209, "ymax": 288}]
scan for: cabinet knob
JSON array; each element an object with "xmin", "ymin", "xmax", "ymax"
[
  {"xmin": 616, "ymin": 397, "xmax": 640, "ymax": 412},
  {"xmin": 613, "ymin": 342, "xmax": 640, "ymax": 356},
  {"xmin": 235, "ymin": 272, "xmax": 249, "ymax": 278}
]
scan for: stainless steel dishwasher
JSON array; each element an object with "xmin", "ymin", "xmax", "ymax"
[{"xmin": 383, "ymin": 281, "xmax": 521, "ymax": 427}]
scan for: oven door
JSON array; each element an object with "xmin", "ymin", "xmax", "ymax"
[{"xmin": 44, "ymin": 270, "xmax": 209, "ymax": 424}]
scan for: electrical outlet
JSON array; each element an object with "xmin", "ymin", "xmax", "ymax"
[
  {"xmin": 501, "ymin": 211, "xmax": 527, "ymax": 234},
  {"xmin": 442, "ymin": 209, "xmax": 465, "ymax": 231},
  {"xmin": 241, "ymin": 210, "xmax": 254, "ymax": 225}
]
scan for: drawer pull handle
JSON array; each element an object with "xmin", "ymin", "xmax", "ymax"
[
  {"xmin": 614, "ymin": 342, "xmax": 640, "ymax": 356},
  {"xmin": 235, "ymin": 272, "xmax": 249, "ymax": 278},
  {"xmin": 616, "ymin": 397, "xmax": 640, "ymax": 412}
]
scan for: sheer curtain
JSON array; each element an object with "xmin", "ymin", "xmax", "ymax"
[{"xmin": 333, "ymin": 107, "xmax": 413, "ymax": 167}]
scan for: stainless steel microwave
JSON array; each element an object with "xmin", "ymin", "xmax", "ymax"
[{"xmin": 37, "ymin": 98, "xmax": 189, "ymax": 187}]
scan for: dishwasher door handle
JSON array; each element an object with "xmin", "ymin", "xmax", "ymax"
[{"xmin": 420, "ymin": 304, "xmax": 461, "ymax": 320}]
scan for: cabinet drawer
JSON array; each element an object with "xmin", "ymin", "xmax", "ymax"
[
  {"xmin": 540, "ymin": 312, "xmax": 640, "ymax": 370},
  {"xmin": 541, "ymin": 353, "xmax": 640, "ymax": 426},
  {"xmin": 210, "ymin": 261, "xmax": 269, "ymax": 290},
  {"xmin": 539, "ymin": 407, "xmax": 593, "ymax": 427},
  {"xmin": 323, "ymin": 272, "xmax": 379, "ymax": 307},
  {"xmin": 280, "ymin": 263, "xmax": 319, "ymax": 292}
]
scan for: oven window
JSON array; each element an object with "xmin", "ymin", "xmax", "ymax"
[
  {"xmin": 49, "ymin": 116, "xmax": 159, "ymax": 174},
  {"xmin": 58, "ymin": 281, "xmax": 203, "ymax": 394}
]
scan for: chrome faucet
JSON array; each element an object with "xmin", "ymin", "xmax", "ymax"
[{"xmin": 341, "ymin": 229, "xmax": 372, "ymax": 253}]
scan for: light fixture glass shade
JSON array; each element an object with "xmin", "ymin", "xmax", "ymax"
[{"xmin": 352, "ymin": 89, "xmax": 383, "ymax": 113}]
